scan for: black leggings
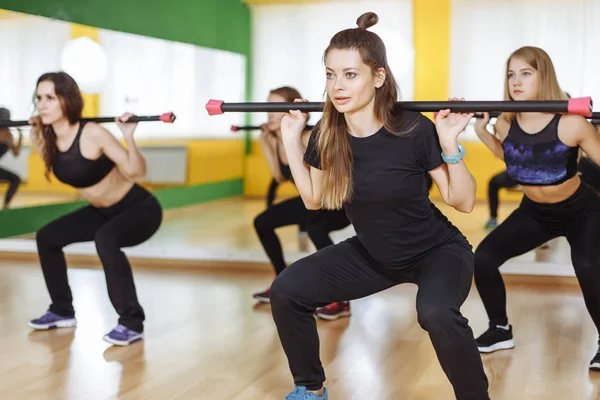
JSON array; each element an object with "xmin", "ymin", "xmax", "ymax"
[
  {"xmin": 0, "ymin": 166, "xmax": 21, "ymax": 207},
  {"xmin": 487, "ymin": 170, "xmax": 518, "ymax": 219},
  {"xmin": 270, "ymin": 236, "xmax": 489, "ymax": 399},
  {"xmin": 35, "ymin": 184, "xmax": 163, "ymax": 332},
  {"xmin": 474, "ymin": 182, "xmax": 600, "ymax": 331},
  {"xmin": 266, "ymin": 179, "xmax": 306, "ymax": 232},
  {"xmin": 266, "ymin": 178, "xmax": 278, "ymax": 208},
  {"xmin": 254, "ymin": 196, "xmax": 351, "ymax": 275},
  {"xmin": 578, "ymin": 157, "xmax": 600, "ymax": 192}
]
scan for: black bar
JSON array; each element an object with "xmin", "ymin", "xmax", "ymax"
[
  {"xmin": 0, "ymin": 113, "xmax": 176, "ymax": 129},
  {"xmin": 232, "ymin": 124, "xmax": 315, "ymax": 132},
  {"xmin": 219, "ymin": 100, "xmax": 586, "ymax": 114}
]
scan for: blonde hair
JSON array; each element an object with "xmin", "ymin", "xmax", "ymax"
[{"xmin": 500, "ymin": 46, "xmax": 568, "ymax": 125}]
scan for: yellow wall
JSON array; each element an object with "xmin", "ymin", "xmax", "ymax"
[
  {"xmin": 244, "ymin": 139, "xmax": 298, "ymax": 198},
  {"xmin": 413, "ymin": 0, "xmax": 451, "ymax": 121},
  {"xmin": 186, "ymin": 140, "xmax": 245, "ymax": 185}
]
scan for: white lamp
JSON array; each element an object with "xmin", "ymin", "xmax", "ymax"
[{"xmin": 61, "ymin": 36, "xmax": 108, "ymax": 94}]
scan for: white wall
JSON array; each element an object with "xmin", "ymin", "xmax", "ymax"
[
  {"xmin": 0, "ymin": 14, "xmax": 69, "ymax": 122},
  {"xmin": 249, "ymin": 0, "xmax": 414, "ymax": 130},
  {"xmin": 449, "ymin": 0, "xmax": 600, "ymax": 102},
  {"xmin": 98, "ymin": 30, "xmax": 247, "ymax": 139}
]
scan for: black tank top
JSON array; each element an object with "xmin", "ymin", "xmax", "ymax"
[
  {"xmin": 52, "ymin": 121, "xmax": 116, "ymax": 188},
  {"xmin": 501, "ymin": 114, "xmax": 579, "ymax": 186},
  {"xmin": 277, "ymin": 142, "xmax": 292, "ymax": 181}
]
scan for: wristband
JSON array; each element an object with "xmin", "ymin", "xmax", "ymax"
[{"xmin": 441, "ymin": 143, "xmax": 465, "ymax": 164}]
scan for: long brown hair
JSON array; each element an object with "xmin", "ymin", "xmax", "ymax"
[
  {"xmin": 317, "ymin": 12, "xmax": 411, "ymax": 209},
  {"xmin": 500, "ymin": 46, "xmax": 568, "ymax": 125},
  {"xmin": 33, "ymin": 72, "xmax": 84, "ymax": 181},
  {"xmin": 270, "ymin": 86, "xmax": 302, "ymax": 104},
  {"xmin": 268, "ymin": 86, "xmax": 307, "ymax": 137}
]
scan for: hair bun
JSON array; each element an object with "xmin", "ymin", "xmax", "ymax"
[{"xmin": 356, "ymin": 12, "xmax": 378, "ymax": 30}]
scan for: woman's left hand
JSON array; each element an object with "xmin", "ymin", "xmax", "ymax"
[
  {"xmin": 435, "ymin": 97, "xmax": 474, "ymax": 146},
  {"xmin": 115, "ymin": 112, "xmax": 138, "ymax": 140}
]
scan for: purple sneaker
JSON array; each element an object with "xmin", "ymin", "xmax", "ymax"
[
  {"xmin": 103, "ymin": 324, "xmax": 143, "ymax": 346},
  {"xmin": 28, "ymin": 311, "xmax": 77, "ymax": 330}
]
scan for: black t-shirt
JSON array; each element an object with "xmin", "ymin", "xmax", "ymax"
[{"xmin": 304, "ymin": 111, "xmax": 469, "ymax": 268}]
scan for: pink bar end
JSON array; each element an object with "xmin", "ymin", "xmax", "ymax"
[
  {"xmin": 206, "ymin": 99, "xmax": 224, "ymax": 115},
  {"xmin": 567, "ymin": 96, "xmax": 593, "ymax": 117}
]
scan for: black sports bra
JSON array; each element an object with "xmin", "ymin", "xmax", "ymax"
[
  {"xmin": 277, "ymin": 141, "xmax": 292, "ymax": 181},
  {"xmin": 52, "ymin": 121, "xmax": 115, "ymax": 188}
]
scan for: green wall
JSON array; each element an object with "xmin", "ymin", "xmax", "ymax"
[{"xmin": 0, "ymin": 0, "xmax": 250, "ymax": 55}]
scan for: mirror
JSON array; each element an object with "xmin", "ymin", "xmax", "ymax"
[{"xmin": 0, "ymin": 10, "xmax": 247, "ymax": 219}]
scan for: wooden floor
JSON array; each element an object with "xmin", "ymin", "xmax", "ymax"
[
  {"xmin": 0, "ymin": 260, "xmax": 599, "ymax": 399},
  {"xmin": 0, "ymin": 194, "xmax": 596, "ymax": 398}
]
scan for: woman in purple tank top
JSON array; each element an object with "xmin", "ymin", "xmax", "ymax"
[{"xmin": 472, "ymin": 46, "xmax": 600, "ymax": 372}]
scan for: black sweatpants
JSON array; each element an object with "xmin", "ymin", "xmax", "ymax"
[
  {"xmin": 0, "ymin": 166, "xmax": 21, "ymax": 207},
  {"xmin": 35, "ymin": 184, "xmax": 163, "ymax": 333},
  {"xmin": 254, "ymin": 197, "xmax": 350, "ymax": 275},
  {"xmin": 488, "ymin": 170, "xmax": 518, "ymax": 219},
  {"xmin": 474, "ymin": 182, "xmax": 600, "ymax": 331},
  {"xmin": 270, "ymin": 236, "xmax": 489, "ymax": 399}
]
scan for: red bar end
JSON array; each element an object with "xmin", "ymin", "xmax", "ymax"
[
  {"xmin": 206, "ymin": 99, "xmax": 224, "ymax": 115},
  {"xmin": 159, "ymin": 112, "xmax": 176, "ymax": 123}
]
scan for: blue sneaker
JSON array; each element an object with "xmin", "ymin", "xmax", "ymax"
[
  {"xmin": 484, "ymin": 219, "xmax": 498, "ymax": 230},
  {"xmin": 103, "ymin": 324, "xmax": 143, "ymax": 346},
  {"xmin": 284, "ymin": 386, "xmax": 328, "ymax": 400},
  {"xmin": 28, "ymin": 311, "xmax": 77, "ymax": 330}
]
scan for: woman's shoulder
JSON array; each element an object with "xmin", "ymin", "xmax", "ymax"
[{"xmin": 389, "ymin": 110, "xmax": 431, "ymax": 138}]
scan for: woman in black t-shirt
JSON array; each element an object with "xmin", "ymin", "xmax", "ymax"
[{"xmin": 269, "ymin": 12, "xmax": 489, "ymax": 400}]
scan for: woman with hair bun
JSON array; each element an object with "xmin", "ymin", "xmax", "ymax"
[{"xmin": 270, "ymin": 12, "xmax": 490, "ymax": 400}]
